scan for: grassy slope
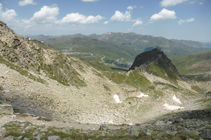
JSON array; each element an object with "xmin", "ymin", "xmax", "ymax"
[
  {"xmin": 30, "ymin": 33, "xmax": 210, "ymax": 64},
  {"xmin": 50, "ymin": 37, "xmax": 137, "ymax": 62},
  {"xmin": 170, "ymin": 50, "xmax": 211, "ymax": 75},
  {"xmin": 89, "ymin": 33, "xmax": 210, "ymax": 57}
]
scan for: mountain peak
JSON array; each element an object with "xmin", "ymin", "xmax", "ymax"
[{"xmin": 129, "ymin": 48, "xmax": 182, "ymax": 80}]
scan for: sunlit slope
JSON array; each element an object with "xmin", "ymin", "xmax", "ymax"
[
  {"xmin": 171, "ymin": 50, "xmax": 211, "ymax": 75},
  {"xmin": 28, "ymin": 33, "xmax": 210, "ymax": 63}
]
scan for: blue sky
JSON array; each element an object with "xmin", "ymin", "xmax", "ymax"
[{"xmin": 0, "ymin": 0, "xmax": 210, "ymax": 42}]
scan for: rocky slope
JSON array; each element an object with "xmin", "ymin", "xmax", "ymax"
[
  {"xmin": 0, "ymin": 108, "xmax": 211, "ymax": 139},
  {"xmin": 0, "ymin": 21, "xmax": 86, "ymax": 87},
  {"xmin": 0, "ymin": 20, "xmax": 209, "ymax": 127}
]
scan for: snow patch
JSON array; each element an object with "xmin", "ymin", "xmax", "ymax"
[
  {"xmin": 137, "ymin": 93, "xmax": 149, "ymax": 98},
  {"xmin": 113, "ymin": 94, "xmax": 122, "ymax": 103},
  {"xmin": 172, "ymin": 95, "xmax": 182, "ymax": 104},
  {"xmin": 163, "ymin": 103, "xmax": 184, "ymax": 110},
  {"xmin": 109, "ymin": 119, "xmax": 114, "ymax": 124}
]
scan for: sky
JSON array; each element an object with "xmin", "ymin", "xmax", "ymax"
[{"xmin": 0, "ymin": 0, "xmax": 211, "ymax": 42}]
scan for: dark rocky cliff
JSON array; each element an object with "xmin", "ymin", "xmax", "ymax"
[{"xmin": 129, "ymin": 48, "xmax": 182, "ymax": 80}]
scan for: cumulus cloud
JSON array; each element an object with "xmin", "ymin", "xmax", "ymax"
[
  {"xmin": 150, "ymin": 8, "xmax": 176, "ymax": 23},
  {"xmin": 105, "ymin": 8, "xmax": 143, "ymax": 28},
  {"xmin": 178, "ymin": 18, "xmax": 195, "ymax": 25},
  {"xmin": 132, "ymin": 20, "xmax": 143, "ymax": 27},
  {"xmin": 81, "ymin": 0, "xmax": 98, "ymax": 2},
  {"xmin": 127, "ymin": 5, "xmax": 137, "ymax": 10},
  {"xmin": 19, "ymin": 0, "xmax": 36, "ymax": 6},
  {"xmin": 23, "ymin": 5, "xmax": 59, "ymax": 26},
  {"xmin": 60, "ymin": 13, "xmax": 104, "ymax": 24},
  {"xmin": 110, "ymin": 11, "xmax": 131, "ymax": 22},
  {"xmin": 199, "ymin": 2, "xmax": 203, "ymax": 5},
  {"xmin": 0, "ymin": 3, "xmax": 17, "ymax": 23},
  {"xmin": 22, "ymin": 4, "xmax": 104, "ymax": 28},
  {"xmin": 160, "ymin": 0, "xmax": 188, "ymax": 7}
]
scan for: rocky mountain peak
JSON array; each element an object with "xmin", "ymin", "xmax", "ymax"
[{"xmin": 129, "ymin": 48, "xmax": 181, "ymax": 79}]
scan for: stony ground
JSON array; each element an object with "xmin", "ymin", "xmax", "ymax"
[{"xmin": 0, "ymin": 109, "xmax": 211, "ymax": 140}]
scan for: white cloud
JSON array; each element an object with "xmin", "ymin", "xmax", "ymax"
[
  {"xmin": 190, "ymin": 1, "xmax": 197, "ymax": 4},
  {"xmin": 81, "ymin": 0, "xmax": 98, "ymax": 2},
  {"xmin": 127, "ymin": 5, "xmax": 137, "ymax": 10},
  {"xmin": 199, "ymin": 2, "xmax": 203, "ymax": 5},
  {"xmin": 19, "ymin": 0, "xmax": 36, "ymax": 6},
  {"xmin": 110, "ymin": 11, "xmax": 131, "ymax": 22},
  {"xmin": 160, "ymin": 0, "xmax": 188, "ymax": 7},
  {"xmin": 0, "ymin": 3, "xmax": 17, "ymax": 23},
  {"xmin": 104, "ymin": 21, "xmax": 109, "ymax": 24},
  {"xmin": 132, "ymin": 20, "xmax": 143, "ymax": 27},
  {"xmin": 21, "ymin": 4, "xmax": 104, "ymax": 29},
  {"xmin": 150, "ymin": 8, "xmax": 176, "ymax": 23},
  {"xmin": 23, "ymin": 5, "xmax": 59, "ymax": 26},
  {"xmin": 140, "ymin": 6, "xmax": 144, "ymax": 9},
  {"xmin": 60, "ymin": 13, "xmax": 104, "ymax": 24},
  {"xmin": 106, "ymin": 8, "xmax": 143, "ymax": 28},
  {"xmin": 128, "ymin": 28, "xmax": 133, "ymax": 31},
  {"xmin": 178, "ymin": 18, "xmax": 195, "ymax": 25}
]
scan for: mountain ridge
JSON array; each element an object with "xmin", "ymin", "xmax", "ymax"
[{"xmin": 27, "ymin": 32, "xmax": 210, "ymax": 65}]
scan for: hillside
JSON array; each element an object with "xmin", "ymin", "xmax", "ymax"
[
  {"xmin": 27, "ymin": 33, "xmax": 210, "ymax": 65},
  {"xmin": 88, "ymin": 32, "xmax": 209, "ymax": 57},
  {"xmin": 48, "ymin": 36, "xmax": 137, "ymax": 62},
  {"xmin": 0, "ymin": 20, "xmax": 211, "ymax": 139},
  {"xmin": 171, "ymin": 49, "xmax": 211, "ymax": 75}
]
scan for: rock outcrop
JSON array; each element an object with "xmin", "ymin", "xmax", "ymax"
[
  {"xmin": 0, "ymin": 103, "xmax": 13, "ymax": 114},
  {"xmin": 129, "ymin": 48, "xmax": 182, "ymax": 79}
]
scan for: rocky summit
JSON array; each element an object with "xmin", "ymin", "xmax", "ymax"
[
  {"xmin": 129, "ymin": 48, "xmax": 181, "ymax": 80},
  {"xmin": 0, "ymin": 20, "xmax": 211, "ymax": 139}
]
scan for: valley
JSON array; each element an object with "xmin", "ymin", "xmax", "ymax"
[
  {"xmin": 27, "ymin": 33, "xmax": 210, "ymax": 66},
  {"xmin": 0, "ymin": 20, "xmax": 211, "ymax": 139}
]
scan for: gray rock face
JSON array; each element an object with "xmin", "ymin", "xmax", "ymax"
[
  {"xmin": 47, "ymin": 136, "xmax": 61, "ymax": 140},
  {"xmin": 99, "ymin": 124, "xmax": 108, "ymax": 131},
  {"xmin": 200, "ymin": 129, "xmax": 211, "ymax": 138},
  {"xmin": 36, "ymin": 134, "xmax": 42, "ymax": 140},
  {"xmin": 0, "ymin": 103, "xmax": 13, "ymax": 114},
  {"xmin": 129, "ymin": 125, "xmax": 140, "ymax": 136}
]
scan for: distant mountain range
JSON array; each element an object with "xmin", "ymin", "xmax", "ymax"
[
  {"xmin": 204, "ymin": 42, "xmax": 211, "ymax": 48},
  {"xmin": 27, "ymin": 33, "xmax": 210, "ymax": 63}
]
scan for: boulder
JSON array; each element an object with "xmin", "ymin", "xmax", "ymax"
[
  {"xmin": 0, "ymin": 103, "xmax": 14, "ymax": 114},
  {"xmin": 200, "ymin": 129, "xmax": 211, "ymax": 138},
  {"xmin": 129, "ymin": 125, "xmax": 140, "ymax": 136},
  {"xmin": 99, "ymin": 124, "xmax": 108, "ymax": 131},
  {"xmin": 48, "ymin": 136, "xmax": 61, "ymax": 140}
]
